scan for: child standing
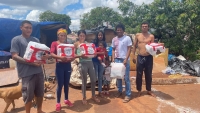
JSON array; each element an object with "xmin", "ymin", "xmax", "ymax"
[
  {"xmin": 96, "ymin": 41, "xmax": 107, "ymax": 67},
  {"xmin": 103, "ymin": 59, "xmax": 111, "ymax": 95}
]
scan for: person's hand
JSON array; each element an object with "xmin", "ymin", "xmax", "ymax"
[
  {"xmin": 132, "ymin": 56, "xmax": 136, "ymax": 64},
  {"xmin": 60, "ymin": 56, "xmax": 67, "ymax": 62},
  {"xmin": 31, "ymin": 62, "xmax": 42, "ymax": 67},
  {"xmin": 156, "ymin": 50, "xmax": 161, "ymax": 55},
  {"xmin": 66, "ymin": 58, "xmax": 75, "ymax": 62},
  {"xmin": 123, "ymin": 59, "xmax": 127, "ymax": 66},
  {"xmin": 93, "ymin": 53, "xmax": 97, "ymax": 57},
  {"xmin": 71, "ymin": 58, "xmax": 76, "ymax": 61},
  {"xmin": 81, "ymin": 54, "xmax": 88, "ymax": 59},
  {"xmin": 41, "ymin": 54, "xmax": 50, "ymax": 60}
]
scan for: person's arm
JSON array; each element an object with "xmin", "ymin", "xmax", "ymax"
[
  {"xmin": 123, "ymin": 36, "xmax": 132, "ymax": 65},
  {"xmin": 151, "ymin": 34, "xmax": 155, "ymax": 43},
  {"xmin": 111, "ymin": 39, "xmax": 115, "ymax": 62},
  {"xmin": 132, "ymin": 34, "xmax": 139, "ymax": 63},
  {"xmin": 12, "ymin": 53, "xmax": 41, "ymax": 66},
  {"xmin": 105, "ymin": 48, "xmax": 108, "ymax": 58},
  {"xmin": 151, "ymin": 35, "xmax": 162, "ymax": 55},
  {"xmin": 96, "ymin": 48, "xmax": 104, "ymax": 55},
  {"xmin": 11, "ymin": 38, "xmax": 41, "ymax": 66},
  {"xmin": 132, "ymin": 33, "xmax": 138, "ymax": 56}
]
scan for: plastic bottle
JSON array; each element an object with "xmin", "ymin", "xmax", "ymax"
[{"xmin": 9, "ymin": 59, "xmax": 16, "ymax": 68}]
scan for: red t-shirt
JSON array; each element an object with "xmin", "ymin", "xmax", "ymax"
[{"xmin": 96, "ymin": 47, "xmax": 107, "ymax": 60}]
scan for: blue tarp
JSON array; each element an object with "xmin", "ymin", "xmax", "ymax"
[{"xmin": 0, "ymin": 18, "xmax": 70, "ymax": 51}]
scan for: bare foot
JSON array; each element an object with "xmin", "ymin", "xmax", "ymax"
[
  {"xmin": 137, "ymin": 91, "xmax": 142, "ymax": 97},
  {"xmin": 92, "ymin": 96, "xmax": 100, "ymax": 103},
  {"xmin": 82, "ymin": 99, "xmax": 88, "ymax": 105},
  {"xmin": 147, "ymin": 91, "xmax": 156, "ymax": 97}
]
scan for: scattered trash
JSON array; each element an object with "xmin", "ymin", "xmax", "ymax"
[
  {"xmin": 168, "ymin": 74, "xmax": 182, "ymax": 78},
  {"xmin": 169, "ymin": 57, "xmax": 200, "ymax": 77},
  {"xmin": 168, "ymin": 54, "xmax": 175, "ymax": 61},
  {"xmin": 45, "ymin": 94, "xmax": 53, "ymax": 98},
  {"xmin": 177, "ymin": 55, "xmax": 186, "ymax": 61},
  {"xmin": 162, "ymin": 67, "xmax": 175, "ymax": 75}
]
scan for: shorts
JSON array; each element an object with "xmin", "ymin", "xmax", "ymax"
[{"xmin": 21, "ymin": 72, "xmax": 44, "ymax": 104}]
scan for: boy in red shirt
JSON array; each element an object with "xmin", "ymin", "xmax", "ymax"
[{"xmin": 96, "ymin": 41, "xmax": 107, "ymax": 67}]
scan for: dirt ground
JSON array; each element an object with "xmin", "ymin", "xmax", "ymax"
[
  {"xmin": 0, "ymin": 63, "xmax": 200, "ymax": 113},
  {"xmin": 0, "ymin": 84, "xmax": 200, "ymax": 113}
]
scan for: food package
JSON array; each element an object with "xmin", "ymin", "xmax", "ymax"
[
  {"xmin": 145, "ymin": 43, "xmax": 165, "ymax": 56},
  {"xmin": 79, "ymin": 43, "xmax": 96, "ymax": 58},
  {"xmin": 24, "ymin": 41, "xmax": 50, "ymax": 63},
  {"xmin": 57, "ymin": 44, "xmax": 75, "ymax": 59}
]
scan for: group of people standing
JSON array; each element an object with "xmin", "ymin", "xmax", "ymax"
[{"xmin": 10, "ymin": 20, "xmax": 156, "ymax": 113}]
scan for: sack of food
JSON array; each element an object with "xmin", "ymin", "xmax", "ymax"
[
  {"xmin": 57, "ymin": 44, "xmax": 75, "ymax": 59},
  {"xmin": 110, "ymin": 63, "xmax": 126, "ymax": 79},
  {"xmin": 79, "ymin": 43, "xmax": 96, "ymax": 58},
  {"xmin": 24, "ymin": 41, "xmax": 50, "ymax": 63},
  {"xmin": 145, "ymin": 43, "xmax": 165, "ymax": 56}
]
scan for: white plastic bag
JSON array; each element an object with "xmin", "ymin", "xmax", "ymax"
[
  {"xmin": 24, "ymin": 41, "xmax": 50, "ymax": 63},
  {"xmin": 145, "ymin": 43, "xmax": 165, "ymax": 56},
  {"xmin": 110, "ymin": 63, "xmax": 126, "ymax": 79},
  {"xmin": 177, "ymin": 55, "xmax": 186, "ymax": 61}
]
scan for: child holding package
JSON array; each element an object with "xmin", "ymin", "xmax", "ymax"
[
  {"xmin": 96, "ymin": 41, "xmax": 108, "ymax": 67},
  {"xmin": 103, "ymin": 59, "xmax": 111, "ymax": 95}
]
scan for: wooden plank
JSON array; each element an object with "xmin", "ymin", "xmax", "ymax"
[{"xmin": 0, "ymin": 68, "xmax": 19, "ymax": 87}]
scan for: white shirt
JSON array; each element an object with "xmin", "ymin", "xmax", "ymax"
[{"xmin": 111, "ymin": 35, "xmax": 132, "ymax": 60}]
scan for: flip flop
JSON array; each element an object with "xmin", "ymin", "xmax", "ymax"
[{"xmin": 123, "ymin": 96, "xmax": 131, "ymax": 103}]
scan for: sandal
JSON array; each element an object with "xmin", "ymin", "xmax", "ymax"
[
  {"xmin": 123, "ymin": 96, "xmax": 131, "ymax": 103},
  {"xmin": 92, "ymin": 96, "xmax": 100, "ymax": 103}
]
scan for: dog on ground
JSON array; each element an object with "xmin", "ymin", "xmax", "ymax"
[
  {"xmin": 0, "ymin": 81, "xmax": 53, "ymax": 112},
  {"xmin": 0, "ymin": 82, "xmax": 22, "ymax": 113}
]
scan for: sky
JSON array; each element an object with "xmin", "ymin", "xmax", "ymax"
[{"xmin": 0, "ymin": 0, "xmax": 154, "ymax": 31}]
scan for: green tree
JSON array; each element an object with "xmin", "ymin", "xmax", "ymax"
[
  {"xmin": 118, "ymin": 0, "xmax": 200, "ymax": 61},
  {"xmin": 39, "ymin": 10, "xmax": 71, "ymax": 25},
  {"xmin": 80, "ymin": 7, "xmax": 122, "ymax": 29}
]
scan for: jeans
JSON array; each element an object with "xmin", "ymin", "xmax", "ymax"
[
  {"xmin": 114, "ymin": 58, "xmax": 131, "ymax": 97},
  {"xmin": 56, "ymin": 62, "xmax": 71, "ymax": 103},
  {"xmin": 93, "ymin": 61, "xmax": 105, "ymax": 93}
]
